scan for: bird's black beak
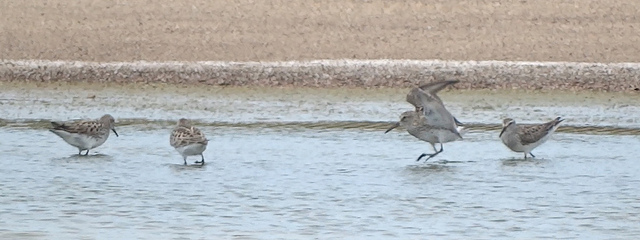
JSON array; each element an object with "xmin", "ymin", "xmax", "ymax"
[
  {"xmin": 384, "ymin": 122, "xmax": 400, "ymax": 134},
  {"xmin": 112, "ymin": 129, "xmax": 119, "ymax": 137},
  {"xmin": 499, "ymin": 121, "xmax": 513, "ymax": 138}
]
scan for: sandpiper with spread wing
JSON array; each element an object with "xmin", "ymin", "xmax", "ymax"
[
  {"xmin": 170, "ymin": 118, "xmax": 209, "ymax": 165},
  {"xmin": 49, "ymin": 114, "xmax": 119, "ymax": 155},
  {"xmin": 385, "ymin": 80, "xmax": 466, "ymax": 162},
  {"xmin": 499, "ymin": 117, "xmax": 564, "ymax": 159}
]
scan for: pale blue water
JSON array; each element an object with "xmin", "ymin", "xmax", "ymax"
[
  {"xmin": 1, "ymin": 84, "xmax": 639, "ymax": 239},
  {"xmin": 0, "ymin": 124, "xmax": 639, "ymax": 239}
]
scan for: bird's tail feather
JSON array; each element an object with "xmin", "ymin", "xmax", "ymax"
[{"xmin": 456, "ymin": 126, "xmax": 468, "ymax": 140}]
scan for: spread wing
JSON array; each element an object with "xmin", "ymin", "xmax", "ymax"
[
  {"xmin": 405, "ymin": 80, "xmax": 460, "ymax": 129},
  {"xmin": 406, "ymin": 80, "xmax": 459, "ymax": 108},
  {"xmin": 517, "ymin": 118, "xmax": 563, "ymax": 145},
  {"xmin": 170, "ymin": 126, "xmax": 208, "ymax": 148},
  {"xmin": 51, "ymin": 120, "xmax": 102, "ymax": 135}
]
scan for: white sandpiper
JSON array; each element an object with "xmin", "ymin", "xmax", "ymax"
[
  {"xmin": 499, "ymin": 117, "xmax": 564, "ymax": 159},
  {"xmin": 170, "ymin": 118, "xmax": 209, "ymax": 165},
  {"xmin": 49, "ymin": 114, "xmax": 118, "ymax": 155}
]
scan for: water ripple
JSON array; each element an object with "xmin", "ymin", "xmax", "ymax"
[{"xmin": 0, "ymin": 126, "xmax": 639, "ymax": 239}]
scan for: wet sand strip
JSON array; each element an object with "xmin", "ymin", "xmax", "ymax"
[
  {"xmin": 1, "ymin": 60, "xmax": 639, "ymax": 91},
  {"xmin": 3, "ymin": 119, "xmax": 640, "ymax": 136}
]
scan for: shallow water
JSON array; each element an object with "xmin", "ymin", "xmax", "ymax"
[
  {"xmin": 1, "ymin": 83, "xmax": 640, "ymax": 239},
  {"xmin": 2, "ymin": 82, "xmax": 640, "ymax": 127}
]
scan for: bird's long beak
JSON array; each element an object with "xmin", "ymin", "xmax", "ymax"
[
  {"xmin": 499, "ymin": 121, "xmax": 514, "ymax": 137},
  {"xmin": 112, "ymin": 128, "xmax": 119, "ymax": 137},
  {"xmin": 384, "ymin": 122, "xmax": 400, "ymax": 134}
]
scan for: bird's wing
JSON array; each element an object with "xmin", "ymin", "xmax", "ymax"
[
  {"xmin": 51, "ymin": 120, "xmax": 102, "ymax": 135},
  {"xmin": 406, "ymin": 80, "xmax": 460, "ymax": 129},
  {"xmin": 406, "ymin": 80, "xmax": 460, "ymax": 108},
  {"xmin": 170, "ymin": 126, "xmax": 208, "ymax": 147},
  {"xmin": 517, "ymin": 118, "xmax": 563, "ymax": 145}
]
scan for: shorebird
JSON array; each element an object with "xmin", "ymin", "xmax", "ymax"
[
  {"xmin": 49, "ymin": 114, "xmax": 119, "ymax": 155},
  {"xmin": 170, "ymin": 118, "xmax": 209, "ymax": 165},
  {"xmin": 385, "ymin": 80, "xmax": 465, "ymax": 162},
  {"xmin": 499, "ymin": 117, "xmax": 564, "ymax": 159}
]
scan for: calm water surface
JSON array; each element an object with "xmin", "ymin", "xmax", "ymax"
[{"xmin": 1, "ymin": 83, "xmax": 639, "ymax": 239}]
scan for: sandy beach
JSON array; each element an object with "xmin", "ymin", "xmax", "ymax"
[{"xmin": 1, "ymin": 0, "xmax": 639, "ymax": 62}]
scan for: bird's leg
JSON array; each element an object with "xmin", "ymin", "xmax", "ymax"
[
  {"xmin": 78, "ymin": 149, "xmax": 83, "ymax": 155},
  {"xmin": 84, "ymin": 150, "xmax": 89, "ymax": 156},
  {"xmin": 195, "ymin": 154, "xmax": 205, "ymax": 165},
  {"xmin": 425, "ymin": 143, "xmax": 444, "ymax": 161},
  {"xmin": 416, "ymin": 143, "xmax": 444, "ymax": 162},
  {"xmin": 183, "ymin": 157, "xmax": 187, "ymax": 165},
  {"xmin": 529, "ymin": 152, "xmax": 536, "ymax": 158}
]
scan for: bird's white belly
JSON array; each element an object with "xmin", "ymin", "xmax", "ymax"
[
  {"xmin": 501, "ymin": 135, "xmax": 543, "ymax": 153},
  {"xmin": 52, "ymin": 130, "xmax": 107, "ymax": 150},
  {"xmin": 411, "ymin": 128, "xmax": 461, "ymax": 144},
  {"xmin": 176, "ymin": 143, "xmax": 207, "ymax": 156}
]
